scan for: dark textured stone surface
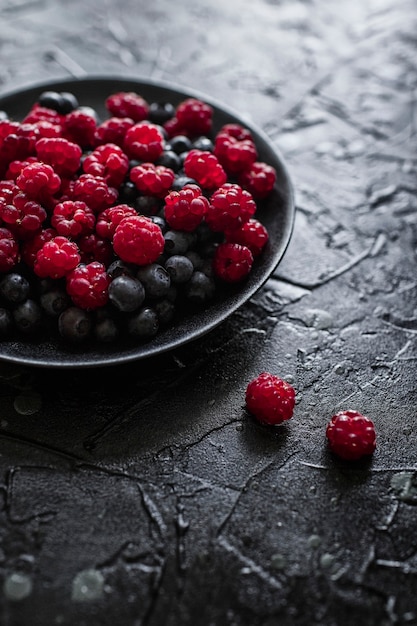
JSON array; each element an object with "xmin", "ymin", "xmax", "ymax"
[{"xmin": 0, "ymin": 1, "xmax": 416, "ymax": 624}]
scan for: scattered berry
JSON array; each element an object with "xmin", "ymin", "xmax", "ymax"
[
  {"xmin": 326, "ymin": 410, "xmax": 376, "ymax": 461},
  {"xmin": 58, "ymin": 306, "xmax": 92, "ymax": 343},
  {"xmin": 245, "ymin": 372, "xmax": 295, "ymax": 425},
  {"xmin": 0, "ymin": 192, "xmax": 47, "ymax": 240},
  {"xmin": 95, "ymin": 204, "xmax": 137, "ymax": 240}
]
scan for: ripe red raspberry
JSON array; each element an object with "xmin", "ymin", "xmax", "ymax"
[
  {"xmin": 163, "ymin": 116, "xmax": 185, "ymax": 139},
  {"xmin": 36, "ymin": 137, "xmax": 82, "ymax": 176},
  {"xmin": 6, "ymin": 157, "xmax": 38, "ymax": 181},
  {"xmin": 245, "ymin": 372, "xmax": 296, "ymax": 425},
  {"xmin": 63, "ymin": 110, "xmax": 97, "ymax": 148},
  {"xmin": 66, "ymin": 261, "xmax": 110, "ymax": 310},
  {"xmin": 164, "ymin": 184, "xmax": 208, "ymax": 232},
  {"xmin": 239, "ymin": 161, "xmax": 276, "ymax": 199},
  {"xmin": 113, "ymin": 215, "xmax": 164, "ymax": 265},
  {"xmin": 175, "ymin": 98, "xmax": 213, "ymax": 136},
  {"xmin": 33, "ymin": 120, "xmax": 62, "ymax": 139},
  {"xmin": 214, "ymin": 131, "xmax": 257, "ymax": 174},
  {"xmin": 0, "ymin": 122, "xmax": 37, "ymax": 169},
  {"xmin": 326, "ymin": 410, "xmax": 376, "ymax": 461},
  {"xmin": 0, "ymin": 180, "xmax": 19, "ymax": 203},
  {"xmin": 130, "ymin": 163, "xmax": 175, "ymax": 198},
  {"xmin": 94, "ymin": 117, "xmax": 134, "ymax": 147},
  {"xmin": 95, "ymin": 204, "xmax": 137, "ymax": 239},
  {"xmin": 218, "ymin": 123, "xmax": 254, "ymax": 142},
  {"xmin": 21, "ymin": 227, "xmax": 56, "ymax": 267},
  {"xmin": 183, "ymin": 150, "xmax": 227, "ymax": 190},
  {"xmin": 23, "ymin": 104, "xmax": 63, "ymax": 126},
  {"xmin": 16, "ymin": 162, "xmax": 61, "ymax": 201},
  {"xmin": 213, "ymin": 242, "xmax": 253, "ymax": 282},
  {"xmin": 106, "ymin": 92, "xmax": 149, "ymax": 122},
  {"xmin": 206, "ymin": 183, "xmax": 256, "ymax": 232},
  {"xmin": 83, "ymin": 143, "xmax": 129, "ymax": 188},
  {"xmin": 78, "ymin": 233, "xmax": 113, "ymax": 265},
  {"xmin": 71, "ymin": 174, "xmax": 118, "ymax": 212},
  {"xmin": 0, "ymin": 227, "xmax": 19, "ymax": 272},
  {"xmin": 123, "ymin": 122, "xmax": 164, "ymax": 161},
  {"xmin": 225, "ymin": 218, "xmax": 269, "ymax": 257},
  {"xmin": 34, "ymin": 235, "xmax": 80, "ymax": 279},
  {"xmin": 0, "ymin": 192, "xmax": 47, "ymax": 240},
  {"xmin": 51, "ymin": 200, "xmax": 95, "ymax": 238}
]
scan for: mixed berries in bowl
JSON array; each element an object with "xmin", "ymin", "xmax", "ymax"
[{"xmin": 0, "ymin": 78, "xmax": 294, "ymax": 366}]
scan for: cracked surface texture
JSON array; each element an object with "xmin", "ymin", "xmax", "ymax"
[{"xmin": 0, "ymin": 0, "xmax": 416, "ymax": 624}]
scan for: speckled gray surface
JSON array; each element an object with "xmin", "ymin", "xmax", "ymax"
[{"xmin": 0, "ymin": 1, "xmax": 416, "ymax": 625}]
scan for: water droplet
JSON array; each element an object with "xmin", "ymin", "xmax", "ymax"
[
  {"xmin": 270, "ymin": 553, "xmax": 286, "ymax": 570},
  {"xmin": 71, "ymin": 569, "xmax": 104, "ymax": 602},
  {"xmin": 14, "ymin": 392, "xmax": 42, "ymax": 416},
  {"xmin": 307, "ymin": 534, "xmax": 321, "ymax": 549},
  {"xmin": 3, "ymin": 573, "xmax": 32, "ymax": 601},
  {"xmin": 320, "ymin": 553, "xmax": 335, "ymax": 569},
  {"xmin": 235, "ymin": 423, "xmax": 243, "ymax": 432},
  {"xmin": 285, "ymin": 375, "xmax": 295, "ymax": 384},
  {"xmin": 334, "ymin": 363, "xmax": 345, "ymax": 376}
]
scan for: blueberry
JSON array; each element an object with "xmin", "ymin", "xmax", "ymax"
[
  {"xmin": 58, "ymin": 307, "xmax": 92, "ymax": 343},
  {"xmin": 59, "ymin": 91, "xmax": 79, "ymax": 114},
  {"xmin": 107, "ymin": 260, "xmax": 134, "ymax": 279},
  {"xmin": 40, "ymin": 289, "xmax": 71, "ymax": 316},
  {"xmin": 149, "ymin": 215, "xmax": 168, "ymax": 233},
  {"xmin": 38, "ymin": 90, "xmax": 64, "ymax": 112},
  {"xmin": 184, "ymin": 271, "xmax": 216, "ymax": 304},
  {"xmin": 153, "ymin": 298, "xmax": 176, "ymax": 325},
  {"xmin": 128, "ymin": 307, "xmax": 159, "ymax": 338},
  {"xmin": 136, "ymin": 264, "xmax": 171, "ymax": 299},
  {"xmin": 165, "ymin": 255, "xmax": 194, "ymax": 284},
  {"xmin": 171, "ymin": 175, "xmax": 198, "ymax": 191},
  {"xmin": 0, "ymin": 308, "xmax": 13, "ymax": 337},
  {"xmin": 13, "ymin": 299, "xmax": 42, "ymax": 334},
  {"xmin": 169, "ymin": 135, "xmax": 192, "ymax": 155},
  {"xmin": 118, "ymin": 181, "xmax": 138, "ymax": 204},
  {"xmin": 148, "ymin": 102, "xmax": 175, "ymax": 125},
  {"xmin": 185, "ymin": 250, "xmax": 204, "ymax": 271},
  {"xmin": 164, "ymin": 230, "xmax": 194, "ymax": 255},
  {"xmin": 156, "ymin": 150, "xmax": 181, "ymax": 172},
  {"xmin": 77, "ymin": 105, "xmax": 100, "ymax": 123},
  {"xmin": 0, "ymin": 273, "xmax": 31, "ymax": 305},
  {"xmin": 94, "ymin": 310, "xmax": 119, "ymax": 343},
  {"xmin": 192, "ymin": 136, "xmax": 214, "ymax": 152},
  {"xmin": 135, "ymin": 195, "xmax": 162, "ymax": 216},
  {"xmin": 108, "ymin": 275, "xmax": 145, "ymax": 312}
]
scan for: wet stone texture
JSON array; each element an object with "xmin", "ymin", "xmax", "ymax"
[{"xmin": 0, "ymin": 0, "xmax": 416, "ymax": 625}]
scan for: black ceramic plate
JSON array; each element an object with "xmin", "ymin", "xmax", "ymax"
[{"xmin": 0, "ymin": 76, "xmax": 295, "ymax": 368}]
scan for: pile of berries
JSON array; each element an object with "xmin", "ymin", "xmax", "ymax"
[
  {"xmin": 245, "ymin": 372, "xmax": 377, "ymax": 461},
  {"xmin": 0, "ymin": 89, "xmax": 277, "ymax": 345}
]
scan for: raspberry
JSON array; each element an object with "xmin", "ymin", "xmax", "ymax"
[
  {"xmin": 20, "ymin": 227, "xmax": 56, "ymax": 267},
  {"xmin": 326, "ymin": 410, "xmax": 376, "ymax": 461},
  {"xmin": 245, "ymin": 372, "xmax": 295, "ymax": 425},
  {"xmin": 94, "ymin": 117, "xmax": 134, "ymax": 147},
  {"xmin": 163, "ymin": 116, "xmax": 185, "ymax": 139},
  {"xmin": 183, "ymin": 150, "xmax": 227, "ymax": 189},
  {"xmin": 95, "ymin": 204, "xmax": 137, "ymax": 239},
  {"xmin": 0, "ymin": 227, "xmax": 19, "ymax": 272},
  {"xmin": 34, "ymin": 235, "xmax": 80, "ymax": 279},
  {"xmin": 63, "ymin": 110, "xmax": 96, "ymax": 147},
  {"xmin": 206, "ymin": 183, "xmax": 256, "ymax": 232},
  {"xmin": 0, "ymin": 122, "xmax": 37, "ymax": 169},
  {"xmin": 23, "ymin": 104, "xmax": 63, "ymax": 126},
  {"xmin": 214, "ymin": 131, "xmax": 257, "ymax": 174},
  {"xmin": 113, "ymin": 215, "xmax": 164, "ymax": 265},
  {"xmin": 123, "ymin": 122, "xmax": 164, "ymax": 162},
  {"xmin": 106, "ymin": 92, "xmax": 149, "ymax": 122},
  {"xmin": 83, "ymin": 143, "xmax": 129, "ymax": 188},
  {"xmin": 0, "ymin": 192, "xmax": 47, "ymax": 240},
  {"xmin": 66, "ymin": 261, "xmax": 110, "ymax": 310},
  {"xmin": 16, "ymin": 162, "xmax": 61, "ymax": 201},
  {"xmin": 33, "ymin": 120, "xmax": 62, "ymax": 139},
  {"xmin": 36, "ymin": 137, "xmax": 82, "ymax": 176},
  {"xmin": 71, "ymin": 174, "xmax": 118, "ymax": 212},
  {"xmin": 225, "ymin": 218, "xmax": 269, "ymax": 257},
  {"xmin": 164, "ymin": 184, "xmax": 208, "ymax": 232},
  {"xmin": 130, "ymin": 163, "xmax": 175, "ymax": 197},
  {"xmin": 218, "ymin": 123, "xmax": 254, "ymax": 142},
  {"xmin": 0, "ymin": 180, "xmax": 19, "ymax": 203},
  {"xmin": 213, "ymin": 242, "xmax": 253, "ymax": 282},
  {"xmin": 175, "ymin": 98, "xmax": 213, "ymax": 136},
  {"xmin": 6, "ymin": 157, "xmax": 38, "ymax": 181},
  {"xmin": 78, "ymin": 233, "xmax": 113, "ymax": 265},
  {"xmin": 239, "ymin": 161, "xmax": 276, "ymax": 199},
  {"xmin": 51, "ymin": 200, "xmax": 95, "ymax": 238}
]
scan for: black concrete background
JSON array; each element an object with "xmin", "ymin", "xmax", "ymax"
[{"xmin": 0, "ymin": 1, "xmax": 416, "ymax": 625}]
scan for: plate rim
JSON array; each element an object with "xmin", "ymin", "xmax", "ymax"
[{"xmin": 0, "ymin": 75, "xmax": 295, "ymax": 369}]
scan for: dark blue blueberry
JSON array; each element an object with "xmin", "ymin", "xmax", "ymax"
[
  {"xmin": 94, "ymin": 310, "xmax": 119, "ymax": 343},
  {"xmin": 148, "ymin": 102, "xmax": 175, "ymax": 125},
  {"xmin": 164, "ymin": 230, "xmax": 194, "ymax": 255},
  {"xmin": 153, "ymin": 299, "xmax": 176, "ymax": 325},
  {"xmin": 58, "ymin": 307, "xmax": 92, "ymax": 343},
  {"xmin": 108, "ymin": 275, "xmax": 145, "ymax": 312},
  {"xmin": 59, "ymin": 91, "xmax": 79, "ymax": 114},
  {"xmin": 169, "ymin": 135, "xmax": 192, "ymax": 155},
  {"xmin": 136, "ymin": 264, "xmax": 171, "ymax": 299},
  {"xmin": 165, "ymin": 255, "xmax": 194, "ymax": 284},
  {"xmin": 118, "ymin": 181, "xmax": 138, "ymax": 204},
  {"xmin": 192, "ymin": 136, "xmax": 214, "ymax": 152},
  {"xmin": 185, "ymin": 250, "xmax": 204, "ymax": 271},
  {"xmin": 149, "ymin": 215, "xmax": 168, "ymax": 233},
  {"xmin": 128, "ymin": 307, "xmax": 159, "ymax": 338},
  {"xmin": 0, "ymin": 273, "xmax": 30, "ymax": 305},
  {"xmin": 40, "ymin": 289, "xmax": 71, "ymax": 316},
  {"xmin": 184, "ymin": 271, "xmax": 216, "ymax": 304},
  {"xmin": 156, "ymin": 150, "xmax": 181, "ymax": 172},
  {"xmin": 37, "ymin": 90, "xmax": 65, "ymax": 112},
  {"xmin": 135, "ymin": 195, "xmax": 162, "ymax": 216},
  {"xmin": 13, "ymin": 299, "xmax": 42, "ymax": 334},
  {"xmin": 171, "ymin": 175, "xmax": 198, "ymax": 191},
  {"xmin": 107, "ymin": 260, "xmax": 134, "ymax": 279},
  {"xmin": 0, "ymin": 308, "xmax": 13, "ymax": 337}
]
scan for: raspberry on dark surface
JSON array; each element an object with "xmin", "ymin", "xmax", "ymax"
[
  {"xmin": 0, "ymin": 192, "xmax": 47, "ymax": 240},
  {"xmin": 245, "ymin": 372, "xmax": 296, "ymax": 425},
  {"xmin": 326, "ymin": 410, "xmax": 377, "ymax": 461},
  {"xmin": 16, "ymin": 161, "xmax": 61, "ymax": 201}
]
